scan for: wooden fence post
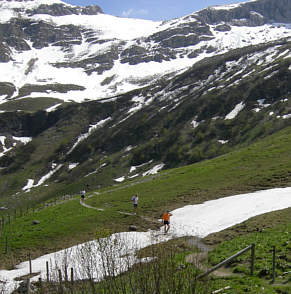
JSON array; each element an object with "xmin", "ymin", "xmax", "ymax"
[
  {"xmin": 64, "ymin": 265, "xmax": 68, "ymax": 282},
  {"xmin": 272, "ymin": 246, "xmax": 276, "ymax": 283},
  {"xmin": 38, "ymin": 277, "xmax": 43, "ymax": 294},
  {"xmin": 70, "ymin": 268, "xmax": 74, "ymax": 294},
  {"xmin": 46, "ymin": 261, "xmax": 49, "ymax": 282},
  {"xmin": 26, "ymin": 278, "xmax": 31, "ymax": 294},
  {"xmin": 58, "ymin": 269, "xmax": 64, "ymax": 294},
  {"xmin": 8, "ymin": 214, "xmax": 10, "ymax": 225},
  {"xmin": 29, "ymin": 253, "xmax": 32, "ymax": 274},
  {"xmin": 198, "ymin": 244, "xmax": 255, "ymax": 279},
  {"xmin": 250, "ymin": 243, "xmax": 255, "ymax": 276},
  {"xmin": 70, "ymin": 268, "xmax": 74, "ymax": 284}
]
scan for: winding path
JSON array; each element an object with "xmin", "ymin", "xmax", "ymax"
[
  {"xmin": 80, "ymin": 199, "xmax": 104, "ymax": 211},
  {"xmin": 79, "ymin": 198, "xmax": 160, "ymax": 225}
]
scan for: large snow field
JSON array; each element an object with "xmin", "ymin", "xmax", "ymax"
[{"xmin": 0, "ymin": 187, "xmax": 290, "ymax": 293}]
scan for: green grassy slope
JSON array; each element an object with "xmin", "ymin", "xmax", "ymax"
[
  {"xmin": 202, "ymin": 208, "xmax": 291, "ymax": 293},
  {"xmin": 1, "ymin": 125, "xmax": 291, "ymax": 268}
]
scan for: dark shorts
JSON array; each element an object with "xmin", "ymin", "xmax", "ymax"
[
  {"xmin": 163, "ymin": 220, "xmax": 169, "ymax": 225},
  {"xmin": 81, "ymin": 195, "xmax": 85, "ymax": 199},
  {"xmin": 133, "ymin": 204, "xmax": 138, "ymax": 208}
]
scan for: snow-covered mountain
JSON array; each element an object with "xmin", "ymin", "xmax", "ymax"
[{"xmin": 0, "ymin": 0, "xmax": 291, "ymax": 106}]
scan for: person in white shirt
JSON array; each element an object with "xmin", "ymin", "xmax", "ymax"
[{"xmin": 131, "ymin": 193, "xmax": 139, "ymax": 214}]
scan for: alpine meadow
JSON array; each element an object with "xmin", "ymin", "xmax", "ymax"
[{"xmin": 0, "ymin": 0, "xmax": 290, "ymax": 293}]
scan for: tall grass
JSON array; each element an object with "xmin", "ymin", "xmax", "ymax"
[{"xmin": 27, "ymin": 232, "xmax": 212, "ymax": 294}]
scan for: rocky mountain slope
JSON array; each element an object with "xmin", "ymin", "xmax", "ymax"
[
  {"xmin": 0, "ymin": 0, "xmax": 290, "ymax": 208},
  {"xmin": 0, "ymin": 37, "xmax": 290, "ymax": 208},
  {"xmin": 0, "ymin": 0, "xmax": 290, "ymax": 104}
]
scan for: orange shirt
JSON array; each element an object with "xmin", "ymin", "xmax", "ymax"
[{"xmin": 162, "ymin": 212, "xmax": 171, "ymax": 221}]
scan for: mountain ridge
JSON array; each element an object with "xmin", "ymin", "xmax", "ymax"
[
  {"xmin": 0, "ymin": 0, "xmax": 290, "ymax": 104},
  {"xmin": 197, "ymin": 0, "xmax": 291, "ymax": 25}
]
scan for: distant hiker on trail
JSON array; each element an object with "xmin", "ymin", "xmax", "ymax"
[
  {"xmin": 80, "ymin": 190, "xmax": 86, "ymax": 201},
  {"xmin": 162, "ymin": 210, "xmax": 172, "ymax": 234},
  {"xmin": 131, "ymin": 193, "xmax": 139, "ymax": 214}
]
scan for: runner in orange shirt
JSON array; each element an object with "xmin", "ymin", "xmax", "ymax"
[{"xmin": 162, "ymin": 210, "xmax": 172, "ymax": 234}]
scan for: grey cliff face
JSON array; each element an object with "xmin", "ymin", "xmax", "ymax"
[
  {"xmin": 28, "ymin": 3, "xmax": 103, "ymax": 16},
  {"xmin": 0, "ymin": 43, "xmax": 11, "ymax": 62},
  {"xmin": 147, "ymin": 21, "xmax": 214, "ymax": 48},
  {"xmin": 0, "ymin": 0, "xmax": 103, "ymax": 16},
  {"xmin": 196, "ymin": 0, "xmax": 291, "ymax": 26},
  {"xmin": 0, "ymin": 18, "xmax": 82, "ymax": 52},
  {"xmin": 0, "ymin": 0, "xmax": 103, "ymax": 60}
]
